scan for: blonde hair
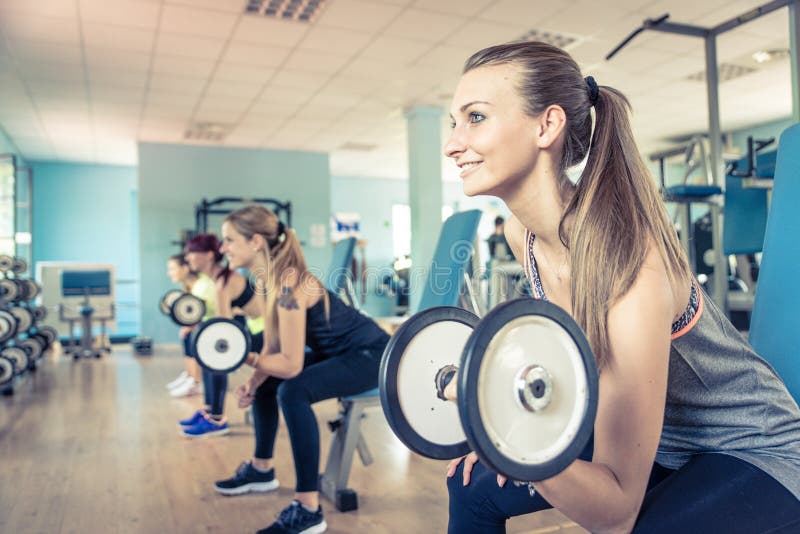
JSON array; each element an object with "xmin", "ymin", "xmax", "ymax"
[
  {"xmin": 465, "ymin": 42, "xmax": 690, "ymax": 368},
  {"xmin": 224, "ymin": 205, "xmax": 327, "ymax": 345}
]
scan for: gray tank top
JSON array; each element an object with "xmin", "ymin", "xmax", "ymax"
[{"xmin": 523, "ymin": 231, "xmax": 800, "ymax": 500}]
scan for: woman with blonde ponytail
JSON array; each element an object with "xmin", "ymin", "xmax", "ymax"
[
  {"xmin": 214, "ymin": 205, "xmax": 389, "ymax": 534},
  {"xmin": 442, "ymin": 41, "xmax": 800, "ymax": 533}
]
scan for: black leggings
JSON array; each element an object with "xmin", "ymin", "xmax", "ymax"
[
  {"xmin": 251, "ymin": 344, "xmax": 382, "ymax": 492},
  {"xmin": 447, "ymin": 439, "xmax": 800, "ymax": 533},
  {"xmin": 183, "ymin": 328, "xmax": 228, "ymax": 416}
]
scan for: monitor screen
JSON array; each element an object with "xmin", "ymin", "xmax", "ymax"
[{"xmin": 61, "ymin": 270, "xmax": 112, "ymax": 297}]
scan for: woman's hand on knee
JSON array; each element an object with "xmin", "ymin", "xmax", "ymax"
[{"xmin": 447, "ymin": 452, "xmax": 480, "ymax": 486}]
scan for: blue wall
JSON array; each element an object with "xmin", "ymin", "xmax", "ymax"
[
  {"xmin": 30, "ymin": 161, "xmax": 139, "ymax": 335},
  {"xmin": 139, "ymin": 142, "xmax": 331, "ymax": 343}
]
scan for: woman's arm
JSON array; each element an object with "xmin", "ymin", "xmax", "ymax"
[
  {"xmin": 246, "ymin": 285, "xmax": 307, "ymax": 380},
  {"xmin": 532, "ymin": 249, "xmax": 673, "ymax": 534}
]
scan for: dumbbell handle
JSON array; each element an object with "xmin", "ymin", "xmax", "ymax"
[{"xmin": 435, "ymin": 364, "xmax": 459, "ymax": 401}]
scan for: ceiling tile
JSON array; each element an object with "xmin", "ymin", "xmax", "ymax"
[
  {"xmin": 324, "ymin": 75, "xmax": 385, "ymax": 97},
  {"xmin": 0, "ymin": 14, "xmax": 80, "ymax": 44},
  {"xmin": 298, "ymin": 27, "xmax": 374, "ymax": 55},
  {"xmin": 232, "ymin": 16, "xmax": 309, "ymax": 46},
  {"xmin": 149, "ymin": 73, "xmax": 207, "ymax": 94},
  {"xmin": 146, "ymin": 88, "xmax": 199, "ymax": 110},
  {"xmin": 317, "ymin": 0, "xmax": 405, "ymax": 31},
  {"xmin": 92, "ymin": 86, "xmax": 145, "ymax": 104},
  {"xmin": 360, "ymin": 36, "xmax": 431, "ymax": 64},
  {"xmin": 8, "ymin": 39, "xmax": 83, "ymax": 64},
  {"xmin": 85, "ymin": 47, "xmax": 152, "ymax": 71},
  {"xmin": 740, "ymin": 9, "xmax": 789, "ymax": 39},
  {"xmin": 224, "ymin": 133, "xmax": 265, "ymax": 147},
  {"xmin": 254, "ymin": 86, "xmax": 314, "ymax": 107},
  {"xmin": 79, "ymin": 0, "xmax": 161, "ymax": 29},
  {"xmin": 415, "ymin": 44, "xmax": 472, "ymax": 72},
  {"xmin": 166, "ymin": 0, "xmax": 248, "ymax": 14},
  {"xmin": 214, "ymin": 62, "xmax": 275, "ymax": 84},
  {"xmin": 223, "ymin": 42, "xmax": 292, "ymax": 67},
  {"xmin": 282, "ymin": 50, "xmax": 352, "ymax": 74},
  {"xmin": 160, "ymin": 4, "xmax": 239, "ymax": 38},
  {"xmin": 82, "ymin": 23, "xmax": 155, "ymax": 53},
  {"xmin": 0, "ymin": 0, "xmax": 77, "ymax": 19},
  {"xmin": 445, "ymin": 19, "xmax": 529, "ymax": 51},
  {"xmin": 339, "ymin": 57, "xmax": 398, "ymax": 78},
  {"xmin": 152, "ymin": 55, "xmax": 216, "ymax": 77},
  {"xmin": 269, "ymin": 70, "xmax": 330, "ymax": 90},
  {"xmin": 293, "ymin": 103, "xmax": 349, "ymax": 121},
  {"xmin": 479, "ymin": 0, "xmax": 567, "ymax": 27},
  {"xmin": 88, "ymin": 69, "xmax": 149, "ymax": 89},
  {"xmin": 410, "ymin": 0, "xmax": 492, "ymax": 17},
  {"xmin": 639, "ymin": 0, "xmax": 738, "ymax": 25},
  {"xmin": 383, "ymin": 9, "xmax": 467, "ymax": 42},
  {"xmin": 28, "ymin": 81, "xmax": 87, "ymax": 99},
  {"xmin": 16, "ymin": 61, "xmax": 86, "ymax": 83},
  {"xmin": 204, "ymin": 80, "xmax": 263, "ymax": 100},
  {"xmin": 542, "ymin": 2, "xmax": 637, "ymax": 38},
  {"xmin": 156, "ymin": 33, "xmax": 227, "ymax": 60}
]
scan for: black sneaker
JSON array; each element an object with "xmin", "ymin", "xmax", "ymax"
[
  {"xmin": 214, "ymin": 461, "xmax": 280, "ymax": 496},
  {"xmin": 256, "ymin": 501, "xmax": 327, "ymax": 534}
]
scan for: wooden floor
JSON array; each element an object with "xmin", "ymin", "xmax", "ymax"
[{"xmin": 0, "ymin": 344, "xmax": 585, "ymax": 534}]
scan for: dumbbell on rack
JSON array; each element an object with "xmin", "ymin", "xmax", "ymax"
[{"xmin": 0, "ymin": 256, "xmax": 59, "ymax": 393}]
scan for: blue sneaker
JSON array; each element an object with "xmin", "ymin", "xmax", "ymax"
[
  {"xmin": 215, "ymin": 461, "xmax": 280, "ymax": 496},
  {"xmin": 182, "ymin": 414, "xmax": 230, "ymax": 438},
  {"xmin": 257, "ymin": 501, "xmax": 327, "ymax": 534},
  {"xmin": 179, "ymin": 409, "xmax": 205, "ymax": 427}
]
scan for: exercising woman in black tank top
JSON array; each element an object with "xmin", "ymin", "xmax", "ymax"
[{"xmin": 213, "ymin": 205, "xmax": 388, "ymax": 534}]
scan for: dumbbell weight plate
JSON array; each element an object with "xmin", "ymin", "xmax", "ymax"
[
  {"xmin": 0, "ymin": 254, "xmax": 13, "ymax": 273},
  {"xmin": 1, "ymin": 347, "xmax": 29, "ymax": 376},
  {"xmin": 379, "ymin": 306, "xmax": 479, "ymax": 460},
  {"xmin": 0, "ymin": 316, "xmax": 12, "ymax": 343},
  {"xmin": 32, "ymin": 306, "xmax": 48, "ymax": 322},
  {"xmin": 0, "ymin": 356, "xmax": 14, "ymax": 387},
  {"xmin": 38, "ymin": 325, "xmax": 58, "ymax": 346},
  {"xmin": 160, "ymin": 289, "xmax": 184, "ymax": 316},
  {"xmin": 0, "ymin": 279, "xmax": 19, "ymax": 301},
  {"xmin": 30, "ymin": 333, "xmax": 49, "ymax": 352},
  {"xmin": 10, "ymin": 307, "xmax": 33, "ymax": 334},
  {"xmin": 19, "ymin": 337, "xmax": 43, "ymax": 361},
  {"xmin": 0, "ymin": 310, "xmax": 17, "ymax": 340},
  {"xmin": 459, "ymin": 298, "xmax": 599, "ymax": 482},
  {"xmin": 24, "ymin": 280, "xmax": 40, "ymax": 300},
  {"xmin": 170, "ymin": 293, "xmax": 206, "ymax": 326},
  {"xmin": 191, "ymin": 318, "xmax": 251, "ymax": 374},
  {"xmin": 11, "ymin": 257, "xmax": 27, "ymax": 274}
]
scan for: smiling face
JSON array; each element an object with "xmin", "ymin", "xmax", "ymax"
[
  {"xmin": 166, "ymin": 259, "xmax": 189, "ymax": 284},
  {"xmin": 220, "ymin": 221, "xmax": 259, "ymax": 270},
  {"xmin": 444, "ymin": 64, "xmax": 541, "ymax": 198},
  {"xmin": 184, "ymin": 250, "xmax": 212, "ymax": 272}
]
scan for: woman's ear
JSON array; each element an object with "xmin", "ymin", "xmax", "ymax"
[
  {"xmin": 535, "ymin": 104, "xmax": 567, "ymax": 149},
  {"xmin": 251, "ymin": 234, "xmax": 266, "ymax": 252}
]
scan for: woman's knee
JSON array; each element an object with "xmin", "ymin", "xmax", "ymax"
[{"xmin": 276, "ymin": 379, "xmax": 311, "ymax": 407}]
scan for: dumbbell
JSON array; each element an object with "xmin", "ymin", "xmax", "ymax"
[
  {"xmin": 379, "ymin": 298, "xmax": 599, "ymax": 482},
  {"xmin": 0, "ymin": 355, "xmax": 14, "ymax": 388},
  {"xmin": 191, "ymin": 318, "xmax": 252, "ymax": 374},
  {"xmin": 159, "ymin": 290, "xmax": 206, "ymax": 327},
  {"xmin": 18, "ymin": 337, "xmax": 44, "ymax": 363},
  {"xmin": 37, "ymin": 325, "xmax": 58, "ymax": 347},
  {"xmin": 0, "ymin": 255, "xmax": 13, "ymax": 273},
  {"xmin": 1, "ymin": 346, "xmax": 29, "ymax": 376},
  {"xmin": 11, "ymin": 257, "xmax": 27, "ymax": 275},
  {"xmin": 9, "ymin": 306, "xmax": 33, "ymax": 334},
  {"xmin": 0, "ymin": 312, "xmax": 16, "ymax": 343}
]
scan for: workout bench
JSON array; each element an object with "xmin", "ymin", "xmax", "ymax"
[{"xmin": 320, "ymin": 209, "xmax": 483, "ymax": 511}]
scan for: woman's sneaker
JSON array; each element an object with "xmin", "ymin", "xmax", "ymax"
[
  {"xmin": 166, "ymin": 371, "xmax": 189, "ymax": 390},
  {"xmin": 178, "ymin": 409, "xmax": 206, "ymax": 427},
  {"xmin": 182, "ymin": 414, "xmax": 230, "ymax": 438},
  {"xmin": 214, "ymin": 461, "xmax": 280, "ymax": 496},
  {"xmin": 170, "ymin": 379, "xmax": 200, "ymax": 398},
  {"xmin": 257, "ymin": 501, "xmax": 326, "ymax": 534}
]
